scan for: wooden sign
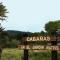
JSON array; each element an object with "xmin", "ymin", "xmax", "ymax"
[
  {"xmin": 22, "ymin": 36, "xmax": 57, "ymax": 41},
  {"xmin": 21, "ymin": 35, "xmax": 59, "ymax": 60},
  {"xmin": 26, "ymin": 36, "xmax": 50, "ymax": 41},
  {"xmin": 18, "ymin": 45, "xmax": 60, "ymax": 50}
]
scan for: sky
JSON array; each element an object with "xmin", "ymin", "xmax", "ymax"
[{"xmin": 0, "ymin": 0, "xmax": 60, "ymax": 32}]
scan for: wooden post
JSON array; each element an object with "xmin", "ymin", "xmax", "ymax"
[
  {"xmin": 51, "ymin": 50, "xmax": 57, "ymax": 60},
  {"xmin": 24, "ymin": 49, "xmax": 28, "ymax": 60},
  {"xmin": 23, "ymin": 34, "xmax": 29, "ymax": 60},
  {"xmin": 51, "ymin": 34, "xmax": 57, "ymax": 60}
]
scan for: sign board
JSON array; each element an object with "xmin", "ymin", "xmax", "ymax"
[
  {"xmin": 22, "ymin": 36, "xmax": 57, "ymax": 41},
  {"xmin": 18, "ymin": 45, "xmax": 60, "ymax": 50},
  {"xmin": 21, "ymin": 35, "xmax": 59, "ymax": 60},
  {"xmin": 26, "ymin": 36, "xmax": 50, "ymax": 41}
]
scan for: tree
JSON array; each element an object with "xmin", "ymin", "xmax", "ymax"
[
  {"xmin": 40, "ymin": 31, "xmax": 47, "ymax": 35},
  {"xmin": 45, "ymin": 20, "xmax": 60, "ymax": 34},
  {"xmin": 0, "ymin": 2, "xmax": 8, "ymax": 59},
  {"xmin": 0, "ymin": 2, "xmax": 7, "ymax": 20}
]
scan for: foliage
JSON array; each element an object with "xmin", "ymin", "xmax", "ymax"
[
  {"xmin": 0, "ymin": 2, "xmax": 8, "ymax": 20},
  {"xmin": 0, "ymin": 31, "xmax": 9, "ymax": 48},
  {"xmin": 45, "ymin": 20, "xmax": 60, "ymax": 34},
  {"xmin": 0, "ymin": 2, "xmax": 8, "ymax": 47},
  {"xmin": 6, "ymin": 39, "xmax": 19, "ymax": 48}
]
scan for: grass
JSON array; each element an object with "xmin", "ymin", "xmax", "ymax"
[
  {"xmin": 0, "ymin": 48, "xmax": 60, "ymax": 60},
  {"xmin": 29, "ymin": 50, "xmax": 51, "ymax": 60},
  {"xmin": 1, "ymin": 48, "xmax": 23, "ymax": 60}
]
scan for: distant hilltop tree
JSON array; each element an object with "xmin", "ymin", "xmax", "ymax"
[{"xmin": 45, "ymin": 20, "xmax": 60, "ymax": 34}]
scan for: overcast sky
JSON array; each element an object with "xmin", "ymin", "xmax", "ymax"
[{"xmin": 0, "ymin": 0, "xmax": 60, "ymax": 32}]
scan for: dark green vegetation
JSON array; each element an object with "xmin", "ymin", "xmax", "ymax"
[
  {"xmin": 0, "ymin": 2, "xmax": 8, "ymax": 20},
  {"xmin": 45, "ymin": 20, "xmax": 60, "ymax": 34}
]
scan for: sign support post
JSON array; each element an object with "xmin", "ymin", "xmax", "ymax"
[
  {"xmin": 24, "ymin": 49, "xmax": 28, "ymax": 60},
  {"xmin": 23, "ymin": 34, "xmax": 29, "ymax": 60},
  {"xmin": 51, "ymin": 34, "xmax": 57, "ymax": 60},
  {"xmin": 20, "ymin": 34, "xmax": 59, "ymax": 60},
  {"xmin": 51, "ymin": 50, "xmax": 57, "ymax": 60}
]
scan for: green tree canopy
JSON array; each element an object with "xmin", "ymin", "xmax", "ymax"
[
  {"xmin": 0, "ymin": 2, "xmax": 7, "ymax": 20},
  {"xmin": 45, "ymin": 20, "xmax": 60, "ymax": 34}
]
